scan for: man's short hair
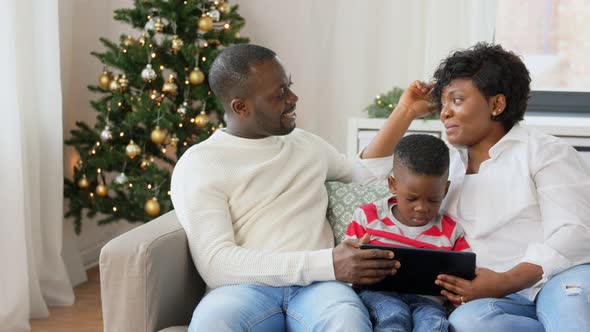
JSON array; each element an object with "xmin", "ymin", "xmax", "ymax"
[
  {"xmin": 393, "ymin": 134, "xmax": 449, "ymax": 177},
  {"xmin": 208, "ymin": 44, "xmax": 276, "ymax": 103}
]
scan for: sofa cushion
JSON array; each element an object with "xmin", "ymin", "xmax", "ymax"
[{"xmin": 326, "ymin": 181, "xmax": 390, "ymax": 245}]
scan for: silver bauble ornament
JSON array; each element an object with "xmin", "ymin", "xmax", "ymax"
[
  {"xmin": 114, "ymin": 172, "xmax": 129, "ymax": 184},
  {"xmin": 177, "ymin": 101, "xmax": 188, "ymax": 115},
  {"xmin": 141, "ymin": 64, "xmax": 157, "ymax": 82}
]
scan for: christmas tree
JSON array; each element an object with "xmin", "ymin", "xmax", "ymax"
[{"xmin": 65, "ymin": 0, "xmax": 248, "ymax": 234}]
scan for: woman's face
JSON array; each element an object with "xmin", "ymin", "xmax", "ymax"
[{"xmin": 439, "ymin": 78, "xmax": 501, "ymax": 147}]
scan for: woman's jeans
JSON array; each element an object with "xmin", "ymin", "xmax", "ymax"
[
  {"xmin": 187, "ymin": 281, "xmax": 371, "ymax": 332},
  {"xmin": 358, "ymin": 290, "xmax": 449, "ymax": 332},
  {"xmin": 449, "ymin": 264, "xmax": 590, "ymax": 332}
]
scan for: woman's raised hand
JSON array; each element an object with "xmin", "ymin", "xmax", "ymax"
[{"xmin": 397, "ymin": 80, "xmax": 437, "ymax": 119}]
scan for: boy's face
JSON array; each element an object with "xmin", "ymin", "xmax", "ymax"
[{"xmin": 388, "ymin": 166, "xmax": 449, "ymax": 227}]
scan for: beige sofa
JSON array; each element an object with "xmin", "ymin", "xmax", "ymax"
[{"xmin": 99, "ymin": 182, "xmax": 389, "ymax": 332}]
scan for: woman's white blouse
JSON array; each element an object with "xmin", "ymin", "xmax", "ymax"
[{"xmin": 441, "ymin": 123, "xmax": 590, "ymax": 300}]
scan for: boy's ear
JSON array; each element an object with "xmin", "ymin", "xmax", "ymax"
[{"xmin": 387, "ymin": 175, "xmax": 397, "ymax": 194}]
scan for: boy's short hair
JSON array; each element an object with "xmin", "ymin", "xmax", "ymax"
[{"xmin": 394, "ymin": 134, "xmax": 449, "ymax": 177}]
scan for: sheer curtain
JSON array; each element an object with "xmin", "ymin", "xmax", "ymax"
[
  {"xmin": 233, "ymin": 0, "xmax": 497, "ymax": 152},
  {"xmin": 0, "ymin": 0, "xmax": 75, "ymax": 331}
]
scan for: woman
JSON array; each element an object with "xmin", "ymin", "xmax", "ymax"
[{"xmin": 363, "ymin": 43, "xmax": 590, "ymax": 331}]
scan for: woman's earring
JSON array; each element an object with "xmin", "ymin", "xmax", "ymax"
[{"xmin": 492, "ymin": 111, "xmax": 497, "ymax": 116}]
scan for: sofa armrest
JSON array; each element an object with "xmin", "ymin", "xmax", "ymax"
[{"xmin": 100, "ymin": 210, "xmax": 205, "ymax": 332}]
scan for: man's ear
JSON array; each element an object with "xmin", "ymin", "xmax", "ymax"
[
  {"xmin": 230, "ymin": 98, "xmax": 248, "ymax": 117},
  {"xmin": 387, "ymin": 175, "xmax": 397, "ymax": 194}
]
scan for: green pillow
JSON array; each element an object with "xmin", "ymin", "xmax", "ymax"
[{"xmin": 325, "ymin": 181, "xmax": 390, "ymax": 245}]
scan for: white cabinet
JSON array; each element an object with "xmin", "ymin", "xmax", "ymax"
[{"xmin": 347, "ymin": 115, "xmax": 590, "ymax": 165}]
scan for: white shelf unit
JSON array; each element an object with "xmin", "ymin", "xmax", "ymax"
[{"xmin": 347, "ymin": 115, "xmax": 590, "ymax": 165}]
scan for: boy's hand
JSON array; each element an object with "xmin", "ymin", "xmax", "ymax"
[
  {"xmin": 397, "ymin": 80, "xmax": 437, "ymax": 119},
  {"xmin": 333, "ymin": 234, "xmax": 400, "ymax": 285}
]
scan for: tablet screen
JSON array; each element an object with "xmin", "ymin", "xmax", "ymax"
[{"xmin": 359, "ymin": 244, "xmax": 476, "ymax": 296}]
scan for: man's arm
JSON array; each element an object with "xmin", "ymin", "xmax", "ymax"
[{"xmin": 172, "ymin": 152, "xmax": 399, "ymax": 289}]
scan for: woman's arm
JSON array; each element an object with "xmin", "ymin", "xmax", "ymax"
[
  {"xmin": 435, "ymin": 263, "xmax": 543, "ymax": 303},
  {"xmin": 361, "ymin": 81, "xmax": 435, "ymax": 159}
]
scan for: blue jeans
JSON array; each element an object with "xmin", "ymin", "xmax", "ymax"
[
  {"xmin": 188, "ymin": 281, "xmax": 372, "ymax": 331},
  {"xmin": 449, "ymin": 264, "xmax": 590, "ymax": 332},
  {"xmin": 358, "ymin": 290, "xmax": 449, "ymax": 332}
]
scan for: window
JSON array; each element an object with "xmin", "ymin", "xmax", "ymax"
[{"xmin": 495, "ymin": 0, "xmax": 590, "ymax": 115}]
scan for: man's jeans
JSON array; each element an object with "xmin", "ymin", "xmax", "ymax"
[
  {"xmin": 188, "ymin": 281, "xmax": 372, "ymax": 332},
  {"xmin": 358, "ymin": 290, "xmax": 449, "ymax": 332},
  {"xmin": 449, "ymin": 264, "xmax": 590, "ymax": 332}
]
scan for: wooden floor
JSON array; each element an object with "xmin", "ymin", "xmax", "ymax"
[{"xmin": 30, "ymin": 267, "xmax": 103, "ymax": 332}]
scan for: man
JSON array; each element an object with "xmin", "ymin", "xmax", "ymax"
[{"xmin": 171, "ymin": 44, "xmax": 431, "ymax": 331}]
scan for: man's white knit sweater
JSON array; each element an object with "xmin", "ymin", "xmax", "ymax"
[{"xmin": 171, "ymin": 128, "xmax": 389, "ymax": 289}]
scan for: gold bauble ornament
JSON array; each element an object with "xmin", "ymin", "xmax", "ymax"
[
  {"xmin": 154, "ymin": 18, "xmax": 165, "ymax": 33},
  {"xmin": 198, "ymin": 16, "xmax": 214, "ymax": 32},
  {"xmin": 140, "ymin": 157, "xmax": 152, "ymax": 170},
  {"xmin": 218, "ymin": 2, "xmax": 231, "ymax": 14},
  {"xmin": 125, "ymin": 139, "xmax": 141, "ymax": 159},
  {"xmin": 144, "ymin": 197, "xmax": 161, "ymax": 217},
  {"xmin": 150, "ymin": 126, "xmax": 167, "ymax": 144},
  {"xmin": 77, "ymin": 175, "xmax": 90, "ymax": 189},
  {"xmin": 118, "ymin": 74, "xmax": 129, "ymax": 90},
  {"xmin": 170, "ymin": 134, "xmax": 180, "ymax": 147},
  {"xmin": 189, "ymin": 68, "xmax": 205, "ymax": 85},
  {"xmin": 171, "ymin": 35, "xmax": 184, "ymax": 53},
  {"xmin": 123, "ymin": 36, "xmax": 136, "ymax": 47},
  {"xmin": 195, "ymin": 111, "xmax": 209, "ymax": 128},
  {"xmin": 109, "ymin": 75, "xmax": 121, "ymax": 92},
  {"xmin": 96, "ymin": 183, "xmax": 109, "ymax": 197},
  {"xmin": 162, "ymin": 77, "xmax": 178, "ymax": 95},
  {"xmin": 98, "ymin": 71, "xmax": 113, "ymax": 89},
  {"xmin": 138, "ymin": 33, "xmax": 148, "ymax": 46}
]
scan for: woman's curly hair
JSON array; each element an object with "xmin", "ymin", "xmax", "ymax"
[{"xmin": 431, "ymin": 43, "xmax": 531, "ymax": 132}]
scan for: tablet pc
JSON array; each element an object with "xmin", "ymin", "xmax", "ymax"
[{"xmin": 359, "ymin": 244, "xmax": 476, "ymax": 296}]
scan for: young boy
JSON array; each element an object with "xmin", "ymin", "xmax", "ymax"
[{"xmin": 345, "ymin": 134, "xmax": 470, "ymax": 332}]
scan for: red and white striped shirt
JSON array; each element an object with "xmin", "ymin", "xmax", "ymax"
[{"xmin": 346, "ymin": 196, "xmax": 470, "ymax": 252}]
